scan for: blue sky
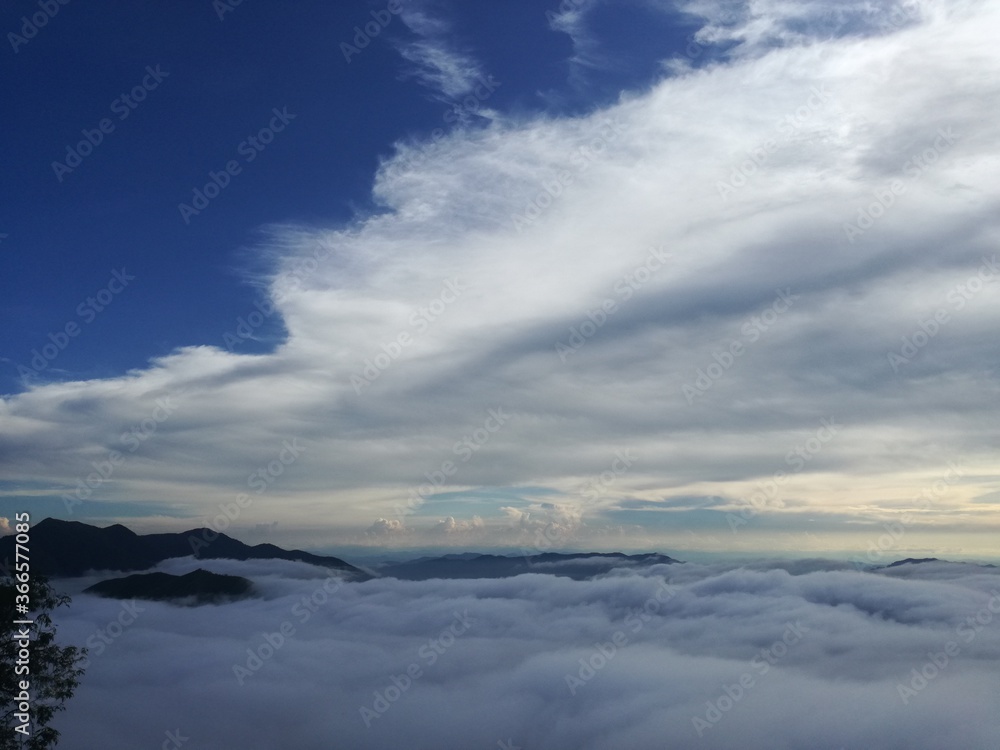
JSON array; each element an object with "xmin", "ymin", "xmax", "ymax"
[
  {"xmin": 2, "ymin": 0, "xmax": 999, "ymax": 558},
  {"xmin": 3, "ymin": 0, "xmax": 553, "ymax": 383},
  {"xmin": 1, "ymin": 0, "xmax": 707, "ymax": 391}
]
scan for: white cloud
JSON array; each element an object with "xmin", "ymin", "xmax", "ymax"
[
  {"xmin": 366, "ymin": 518, "xmax": 407, "ymax": 538},
  {"xmin": 677, "ymin": 0, "xmax": 929, "ymax": 56},
  {"xmin": 396, "ymin": 3, "xmax": 484, "ymax": 99},
  {"xmin": 50, "ymin": 559, "xmax": 1000, "ymax": 748},
  {"xmin": 433, "ymin": 515, "xmax": 484, "ymax": 534},
  {"xmin": 546, "ymin": 0, "xmax": 607, "ymax": 83},
  {"xmin": 2, "ymin": 0, "xmax": 1000, "ymax": 553}
]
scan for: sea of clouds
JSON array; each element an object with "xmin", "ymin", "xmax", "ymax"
[{"xmin": 49, "ymin": 556, "xmax": 1000, "ymax": 749}]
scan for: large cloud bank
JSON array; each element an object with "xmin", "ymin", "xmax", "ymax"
[
  {"xmin": 2, "ymin": 0, "xmax": 999, "ymax": 552},
  {"xmin": 50, "ymin": 558, "xmax": 1000, "ymax": 748}
]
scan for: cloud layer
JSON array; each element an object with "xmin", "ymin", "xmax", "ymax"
[
  {"xmin": 2, "ymin": 0, "xmax": 999, "ymax": 553},
  {"xmin": 51, "ymin": 558, "xmax": 1000, "ymax": 748}
]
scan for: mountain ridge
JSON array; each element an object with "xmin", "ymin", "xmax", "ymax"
[
  {"xmin": 0, "ymin": 518, "xmax": 370, "ymax": 580},
  {"xmin": 376, "ymin": 550, "xmax": 683, "ymax": 580}
]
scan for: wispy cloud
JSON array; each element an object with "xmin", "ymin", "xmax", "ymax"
[
  {"xmin": 677, "ymin": 0, "xmax": 927, "ymax": 55},
  {"xmin": 546, "ymin": 0, "xmax": 607, "ymax": 83},
  {"xmin": 396, "ymin": 2, "xmax": 484, "ymax": 99}
]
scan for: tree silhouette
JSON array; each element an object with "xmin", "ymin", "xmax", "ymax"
[{"xmin": 1, "ymin": 576, "xmax": 86, "ymax": 749}]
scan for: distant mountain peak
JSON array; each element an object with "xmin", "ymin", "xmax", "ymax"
[{"xmin": 885, "ymin": 557, "xmax": 941, "ymax": 567}]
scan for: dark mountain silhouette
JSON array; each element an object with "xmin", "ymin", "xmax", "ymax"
[
  {"xmin": 0, "ymin": 518, "xmax": 370, "ymax": 580},
  {"xmin": 885, "ymin": 557, "xmax": 941, "ymax": 567},
  {"xmin": 377, "ymin": 551, "xmax": 682, "ymax": 580},
  {"xmin": 882, "ymin": 557, "xmax": 995, "ymax": 569},
  {"xmin": 85, "ymin": 568, "xmax": 254, "ymax": 604}
]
